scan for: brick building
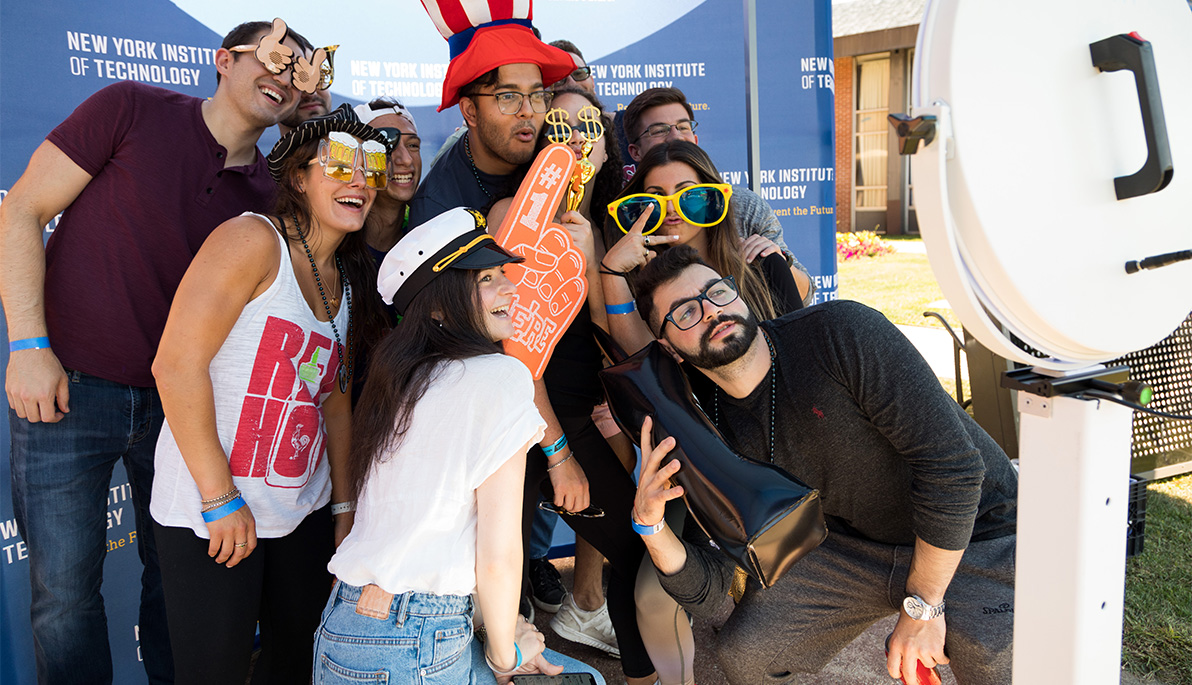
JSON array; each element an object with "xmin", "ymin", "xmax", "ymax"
[{"xmin": 832, "ymin": 0, "xmax": 925, "ymax": 234}]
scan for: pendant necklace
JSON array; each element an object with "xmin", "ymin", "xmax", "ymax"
[
  {"xmin": 290, "ymin": 211, "xmax": 354, "ymax": 394},
  {"xmin": 464, "ymin": 131, "xmax": 494, "ymax": 200},
  {"xmin": 712, "ymin": 329, "xmax": 777, "ymax": 463}
]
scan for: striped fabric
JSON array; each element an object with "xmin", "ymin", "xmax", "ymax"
[{"xmin": 420, "ymin": 0, "xmax": 533, "ymax": 39}]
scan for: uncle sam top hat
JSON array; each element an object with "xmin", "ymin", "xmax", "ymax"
[{"xmin": 419, "ymin": 0, "xmax": 580, "ymax": 111}]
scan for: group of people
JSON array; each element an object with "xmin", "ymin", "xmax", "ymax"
[{"xmin": 2, "ymin": 4, "xmax": 1018, "ymax": 685}]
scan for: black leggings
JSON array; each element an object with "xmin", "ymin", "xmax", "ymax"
[
  {"xmin": 154, "ymin": 505, "xmax": 334, "ymax": 685},
  {"xmin": 524, "ymin": 413, "xmax": 654, "ymax": 678}
]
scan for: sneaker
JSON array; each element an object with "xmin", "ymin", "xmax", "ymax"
[
  {"xmin": 529, "ymin": 557, "xmax": 567, "ymax": 613},
  {"xmin": 519, "ymin": 594, "xmax": 535, "ymax": 623},
  {"xmin": 549, "ymin": 594, "xmax": 620, "ymax": 657}
]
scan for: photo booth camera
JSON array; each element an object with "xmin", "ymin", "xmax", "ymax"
[{"xmin": 899, "ymin": 0, "xmax": 1192, "ymax": 682}]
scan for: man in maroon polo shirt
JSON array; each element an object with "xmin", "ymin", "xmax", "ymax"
[{"xmin": 0, "ymin": 19, "xmax": 313, "ymax": 685}]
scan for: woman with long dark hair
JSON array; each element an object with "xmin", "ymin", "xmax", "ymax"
[
  {"xmin": 601, "ymin": 140, "xmax": 802, "ymax": 355},
  {"xmin": 317, "ymin": 208, "xmax": 597, "ymax": 683},
  {"xmin": 149, "ymin": 105, "xmax": 390, "ymax": 684}
]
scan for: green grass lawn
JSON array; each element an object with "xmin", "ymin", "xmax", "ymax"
[
  {"xmin": 837, "ymin": 238, "xmax": 1192, "ymax": 683},
  {"xmin": 837, "ymin": 251, "xmax": 963, "ymax": 331},
  {"xmin": 1123, "ymin": 473, "xmax": 1192, "ymax": 685}
]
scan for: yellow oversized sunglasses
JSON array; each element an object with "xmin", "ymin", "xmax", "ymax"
[{"xmin": 607, "ymin": 183, "xmax": 733, "ymax": 234}]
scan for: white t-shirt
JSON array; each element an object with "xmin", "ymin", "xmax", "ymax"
[
  {"xmin": 151, "ymin": 214, "xmax": 345, "ymax": 538},
  {"xmin": 329, "ymin": 354, "xmax": 544, "ymax": 596}
]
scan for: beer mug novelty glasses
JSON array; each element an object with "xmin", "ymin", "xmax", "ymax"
[
  {"xmin": 308, "ymin": 131, "xmax": 389, "ymax": 189},
  {"xmin": 608, "ymin": 184, "xmax": 734, "ymax": 234}
]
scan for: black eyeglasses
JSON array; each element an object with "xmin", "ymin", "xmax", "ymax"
[
  {"xmin": 662, "ymin": 276, "xmax": 739, "ymax": 333},
  {"xmin": 635, "ymin": 119, "xmax": 699, "ymax": 142},
  {"xmin": 568, "ymin": 66, "xmax": 592, "ymax": 82},
  {"xmin": 465, "ymin": 90, "xmax": 554, "ymax": 114}
]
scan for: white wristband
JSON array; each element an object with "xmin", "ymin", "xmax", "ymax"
[{"xmin": 331, "ymin": 501, "xmax": 356, "ymax": 515}]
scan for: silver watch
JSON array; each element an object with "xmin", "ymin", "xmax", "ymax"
[{"xmin": 902, "ymin": 594, "xmax": 946, "ymax": 621}]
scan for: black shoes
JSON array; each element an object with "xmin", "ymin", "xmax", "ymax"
[{"xmin": 529, "ymin": 557, "xmax": 567, "ymax": 613}]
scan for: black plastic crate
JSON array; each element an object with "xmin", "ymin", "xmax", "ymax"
[{"xmin": 1126, "ymin": 475, "xmax": 1147, "ymax": 558}]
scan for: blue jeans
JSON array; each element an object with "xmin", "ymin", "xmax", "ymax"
[
  {"xmin": 8, "ymin": 369, "xmax": 172, "ymax": 684},
  {"xmin": 529, "ymin": 498, "xmax": 559, "ymax": 560},
  {"xmin": 314, "ymin": 582, "xmax": 487, "ymax": 685},
  {"xmin": 314, "ymin": 583, "xmax": 606, "ymax": 685}
]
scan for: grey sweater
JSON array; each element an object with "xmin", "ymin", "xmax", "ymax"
[{"xmin": 662, "ymin": 300, "xmax": 1018, "ymax": 612}]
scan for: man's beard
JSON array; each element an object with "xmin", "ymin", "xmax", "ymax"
[
  {"xmin": 676, "ymin": 311, "xmax": 759, "ymax": 369},
  {"xmin": 476, "ymin": 114, "xmax": 538, "ymax": 167}
]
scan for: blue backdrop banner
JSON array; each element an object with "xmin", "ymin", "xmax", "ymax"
[{"xmin": 0, "ymin": 1, "xmax": 834, "ymax": 682}]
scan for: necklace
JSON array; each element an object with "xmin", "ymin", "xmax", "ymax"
[
  {"xmin": 712, "ymin": 329, "xmax": 777, "ymax": 463},
  {"xmin": 290, "ymin": 211, "xmax": 354, "ymax": 394},
  {"xmin": 463, "ymin": 131, "xmax": 493, "ymax": 200}
]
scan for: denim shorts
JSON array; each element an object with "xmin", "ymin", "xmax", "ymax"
[{"xmin": 313, "ymin": 581, "xmax": 492, "ymax": 685}]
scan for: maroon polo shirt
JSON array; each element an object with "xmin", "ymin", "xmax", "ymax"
[{"xmin": 44, "ymin": 81, "xmax": 276, "ymax": 387}]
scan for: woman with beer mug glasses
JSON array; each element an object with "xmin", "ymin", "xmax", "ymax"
[
  {"xmin": 149, "ymin": 105, "xmax": 391, "ymax": 684},
  {"xmin": 599, "ymin": 140, "xmax": 803, "ymax": 356}
]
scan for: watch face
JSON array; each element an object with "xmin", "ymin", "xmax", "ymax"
[{"xmin": 903, "ymin": 595, "xmax": 925, "ymax": 619}]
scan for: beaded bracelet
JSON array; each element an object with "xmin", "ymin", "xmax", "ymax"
[
  {"xmin": 201, "ymin": 496, "xmax": 246, "ymax": 523},
  {"xmin": 546, "ymin": 452, "xmax": 575, "ymax": 472},
  {"xmin": 201, "ymin": 488, "xmax": 241, "ymax": 512}
]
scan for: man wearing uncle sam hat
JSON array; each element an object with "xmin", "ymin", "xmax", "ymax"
[{"xmin": 407, "ymin": 0, "xmax": 580, "ymax": 228}]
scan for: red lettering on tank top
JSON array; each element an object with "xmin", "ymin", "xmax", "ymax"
[{"xmin": 228, "ymin": 316, "xmax": 336, "ymax": 487}]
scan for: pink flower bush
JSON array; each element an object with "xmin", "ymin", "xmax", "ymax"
[{"xmin": 837, "ymin": 231, "xmax": 896, "ymax": 261}]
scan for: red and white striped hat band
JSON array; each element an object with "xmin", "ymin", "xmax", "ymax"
[{"xmin": 419, "ymin": 0, "xmax": 578, "ymax": 111}]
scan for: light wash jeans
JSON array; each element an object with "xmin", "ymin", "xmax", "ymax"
[{"xmin": 314, "ymin": 582, "xmax": 606, "ymax": 684}]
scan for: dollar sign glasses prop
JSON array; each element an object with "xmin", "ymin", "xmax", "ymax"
[{"xmin": 568, "ymin": 106, "xmax": 604, "ymax": 211}]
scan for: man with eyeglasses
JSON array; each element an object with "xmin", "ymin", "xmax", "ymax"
[
  {"xmin": 0, "ymin": 18, "xmax": 313, "ymax": 684},
  {"xmin": 622, "ymin": 87, "xmax": 816, "ymax": 305},
  {"xmin": 549, "ymin": 39, "xmax": 597, "ymax": 95},
  {"xmin": 628, "ymin": 245, "xmax": 1018, "ymax": 685},
  {"xmin": 406, "ymin": 9, "xmax": 578, "ymax": 228}
]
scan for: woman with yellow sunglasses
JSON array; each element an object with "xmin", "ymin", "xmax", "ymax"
[{"xmin": 600, "ymin": 140, "xmax": 802, "ymax": 356}]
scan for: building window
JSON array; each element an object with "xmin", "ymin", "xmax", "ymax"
[{"xmin": 855, "ymin": 54, "xmax": 889, "ymax": 213}]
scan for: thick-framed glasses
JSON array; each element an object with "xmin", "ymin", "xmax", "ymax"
[
  {"xmin": 635, "ymin": 119, "xmax": 699, "ymax": 142},
  {"xmin": 663, "ymin": 276, "xmax": 739, "ymax": 333},
  {"xmin": 568, "ymin": 66, "xmax": 593, "ymax": 82},
  {"xmin": 608, "ymin": 183, "xmax": 733, "ymax": 235},
  {"xmin": 306, "ymin": 131, "xmax": 388, "ymax": 189},
  {"xmin": 466, "ymin": 90, "xmax": 554, "ymax": 114}
]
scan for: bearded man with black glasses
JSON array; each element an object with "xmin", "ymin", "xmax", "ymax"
[{"xmin": 629, "ymin": 245, "xmax": 1018, "ymax": 685}]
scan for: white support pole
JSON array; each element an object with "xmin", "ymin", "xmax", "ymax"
[{"xmin": 1013, "ymin": 392, "xmax": 1133, "ymax": 684}]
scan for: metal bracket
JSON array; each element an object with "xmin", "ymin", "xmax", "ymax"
[{"xmin": 888, "ymin": 113, "xmax": 938, "ymax": 155}]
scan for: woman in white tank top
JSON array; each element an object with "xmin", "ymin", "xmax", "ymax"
[{"xmin": 149, "ymin": 105, "xmax": 393, "ymax": 684}]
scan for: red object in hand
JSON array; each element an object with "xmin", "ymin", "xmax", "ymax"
[{"xmin": 885, "ymin": 634, "xmax": 943, "ymax": 685}]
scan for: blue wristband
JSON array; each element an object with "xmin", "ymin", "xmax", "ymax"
[
  {"xmin": 631, "ymin": 513, "xmax": 666, "ymax": 536},
  {"xmin": 201, "ymin": 495, "xmax": 246, "ymax": 522},
  {"xmin": 514, "ymin": 643, "xmax": 523, "ymax": 669},
  {"xmin": 542, "ymin": 434, "xmax": 568, "ymax": 457},
  {"xmin": 605, "ymin": 301, "xmax": 636, "ymax": 315},
  {"xmin": 9, "ymin": 337, "xmax": 51, "ymax": 352}
]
